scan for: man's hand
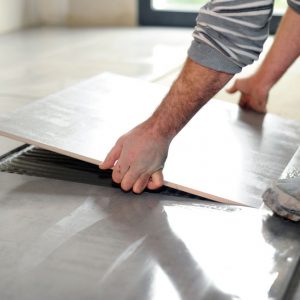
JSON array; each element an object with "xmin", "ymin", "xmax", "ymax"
[
  {"xmin": 101, "ymin": 58, "xmax": 232, "ymax": 194},
  {"xmin": 226, "ymin": 76, "xmax": 269, "ymax": 113},
  {"xmin": 100, "ymin": 120, "xmax": 170, "ymax": 194},
  {"xmin": 227, "ymin": 8, "xmax": 300, "ymax": 114}
]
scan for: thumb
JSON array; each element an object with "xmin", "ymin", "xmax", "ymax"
[
  {"xmin": 226, "ymin": 82, "xmax": 238, "ymax": 94},
  {"xmin": 100, "ymin": 143, "xmax": 122, "ymax": 170},
  {"xmin": 147, "ymin": 170, "xmax": 164, "ymax": 190}
]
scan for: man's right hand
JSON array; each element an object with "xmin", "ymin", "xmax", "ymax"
[
  {"xmin": 100, "ymin": 58, "xmax": 233, "ymax": 194},
  {"xmin": 100, "ymin": 119, "xmax": 170, "ymax": 194},
  {"xmin": 226, "ymin": 76, "xmax": 269, "ymax": 113}
]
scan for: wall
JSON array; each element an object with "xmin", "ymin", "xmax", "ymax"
[
  {"xmin": 38, "ymin": 0, "xmax": 137, "ymax": 26},
  {"xmin": 0, "ymin": 0, "xmax": 137, "ymax": 34},
  {"xmin": 0, "ymin": 0, "xmax": 39, "ymax": 34},
  {"xmin": 37, "ymin": 0, "xmax": 70, "ymax": 25}
]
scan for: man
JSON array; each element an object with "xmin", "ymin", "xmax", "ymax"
[{"xmin": 100, "ymin": 0, "xmax": 300, "ymax": 194}]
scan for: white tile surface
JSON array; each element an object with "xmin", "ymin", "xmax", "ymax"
[
  {"xmin": 0, "ymin": 73, "xmax": 167, "ymax": 162},
  {"xmin": 1, "ymin": 73, "xmax": 299, "ymax": 207}
]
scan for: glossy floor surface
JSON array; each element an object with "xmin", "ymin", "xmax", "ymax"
[
  {"xmin": 0, "ymin": 27, "xmax": 189, "ymax": 115},
  {"xmin": 1, "ymin": 27, "xmax": 300, "ymax": 300},
  {"xmin": 1, "ymin": 73, "xmax": 300, "ymax": 207},
  {"xmin": 0, "ymin": 172, "xmax": 300, "ymax": 300}
]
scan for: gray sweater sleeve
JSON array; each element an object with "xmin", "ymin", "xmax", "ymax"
[
  {"xmin": 188, "ymin": 0, "xmax": 274, "ymax": 74},
  {"xmin": 288, "ymin": 0, "xmax": 300, "ymax": 13}
]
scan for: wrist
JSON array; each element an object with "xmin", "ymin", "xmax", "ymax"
[
  {"xmin": 145, "ymin": 113, "xmax": 177, "ymax": 143},
  {"xmin": 254, "ymin": 70, "xmax": 275, "ymax": 92}
]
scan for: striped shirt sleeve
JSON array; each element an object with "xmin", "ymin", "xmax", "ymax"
[
  {"xmin": 288, "ymin": 0, "xmax": 300, "ymax": 13},
  {"xmin": 188, "ymin": 0, "xmax": 274, "ymax": 74}
]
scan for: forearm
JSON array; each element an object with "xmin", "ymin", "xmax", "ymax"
[
  {"xmin": 146, "ymin": 0, "xmax": 275, "ymax": 140},
  {"xmin": 254, "ymin": 7, "xmax": 300, "ymax": 90},
  {"xmin": 148, "ymin": 0, "xmax": 274, "ymax": 140},
  {"xmin": 147, "ymin": 58, "xmax": 232, "ymax": 140}
]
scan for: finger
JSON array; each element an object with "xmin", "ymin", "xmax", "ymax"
[
  {"xmin": 239, "ymin": 100, "xmax": 248, "ymax": 109},
  {"xmin": 100, "ymin": 143, "xmax": 122, "ymax": 170},
  {"xmin": 121, "ymin": 169, "xmax": 141, "ymax": 192},
  {"xmin": 239, "ymin": 101, "xmax": 246, "ymax": 109},
  {"xmin": 260, "ymin": 106, "xmax": 267, "ymax": 114},
  {"xmin": 251, "ymin": 102, "xmax": 266, "ymax": 114},
  {"xmin": 112, "ymin": 161, "xmax": 130, "ymax": 184},
  {"xmin": 239, "ymin": 96, "xmax": 248, "ymax": 109},
  {"xmin": 147, "ymin": 170, "xmax": 164, "ymax": 190},
  {"xmin": 241, "ymin": 100, "xmax": 251, "ymax": 111},
  {"xmin": 226, "ymin": 83, "xmax": 238, "ymax": 94},
  {"xmin": 132, "ymin": 173, "xmax": 151, "ymax": 194},
  {"xmin": 241, "ymin": 96, "xmax": 265, "ymax": 113},
  {"xmin": 256, "ymin": 100, "xmax": 267, "ymax": 113}
]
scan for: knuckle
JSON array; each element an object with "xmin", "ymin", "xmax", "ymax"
[
  {"xmin": 129, "ymin": 166, "xmax": 142, "ymax": 179},
  {"xmin": 142, "ymin": 173, "xmax": 151, "ymax": 180}
]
